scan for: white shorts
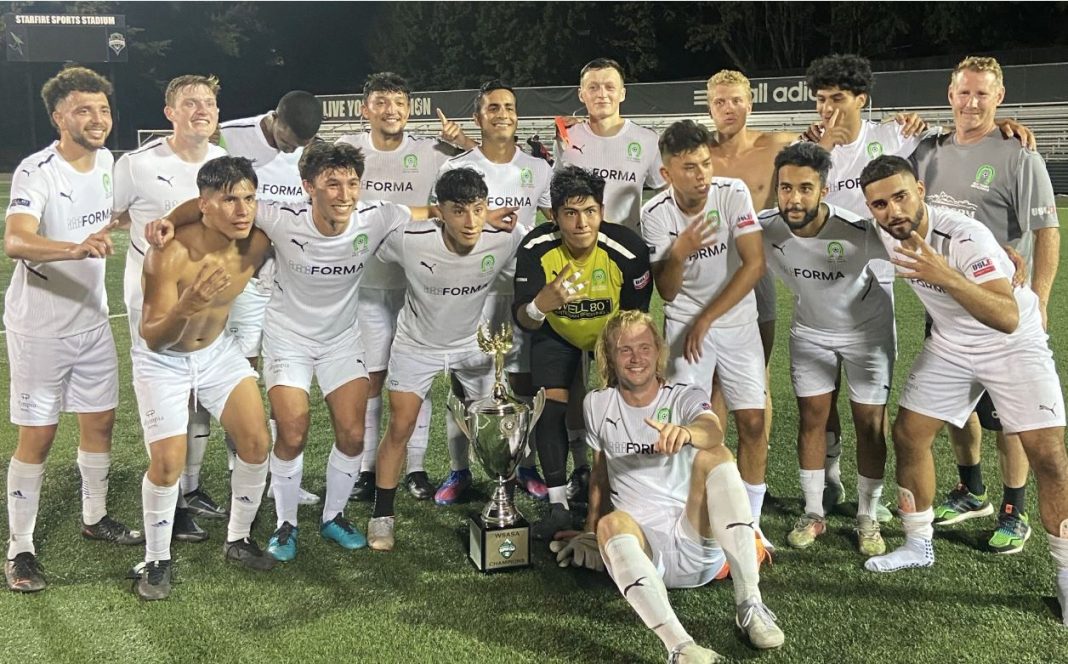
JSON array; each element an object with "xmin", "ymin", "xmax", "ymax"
[
  {"xmin": 790, "ymin": 323, "xmax": 896, "ymax": 405},
  {"xmin": 754, "ymin": 272, "xmax": 777, "ymax": 324},
  {"xmin": 482, "ymin": 293, "xmax": 530, "ymax": 374},
  {"xmin": 627, "ymin": 508, "xmax": 726, "ymax": 590},
  {"xmin": 132, "ymin": 332, "xmax": 258, "ymax": 444},
  {"xmin": 263, "ymin": 327, "xmax": 369, "ymax": 396},
  {"xmin": 357, "ymin": 287, "xmax": 405, "ymax": 372},
  {"xmin": 227, "ymin": 278, "xmax": 271, "ymax": 358},
  {"xmin": 8, "ymin": 323, "xmax": 118, "ymax": 426},
  {"xmin": 665, "ymin": 317, "xmax": 766, "ymax": 411},
  {"xmin": 900, "ymin": 338, "xmax": 1066, "ymax": 433},
  {"xmin": 386, "ymin": 345, "xmax": 494, "ymax": 401}
]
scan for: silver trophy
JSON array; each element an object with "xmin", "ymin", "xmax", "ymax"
[{"xmin": 448, "ymin": 323, "xmax": 545, "ymax": 572}]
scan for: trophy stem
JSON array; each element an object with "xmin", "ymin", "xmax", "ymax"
[{"xmin": 481, "ymin": 477, "xmax": 521, "ymax": 528}]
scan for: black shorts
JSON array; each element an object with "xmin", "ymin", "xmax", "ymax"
[
  {"xmin": 923, "ymin": 314, "xmax": 1002, "ymax": 431},
  {"xmin": 530, "ymin": 330, "xmax": 589, "ymax": 390}
]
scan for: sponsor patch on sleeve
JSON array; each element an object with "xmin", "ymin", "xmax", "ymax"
[
  {"xmin": 633, "ymin": 270, "xmax": 651, "ymax": 289},
  {"xmin": 969, "ymin": 257, "xmax": 996, "ymax": 278},
  {"xmin": 736, "ymin": 214, "xmax": 756, "ymax": 229},
  {"xmin": 9, "ymin": 198, "xmax": 32, "ymax": 209}
]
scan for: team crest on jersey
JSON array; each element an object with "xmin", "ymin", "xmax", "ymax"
[
  {"xmin": 866, "ymin": 142, "xmax": 883, "ymax": 159},
  {"xmin": 705, "ymin": 210, "xmax": 721, "ymax": 232},
  {"xmin": 102, "ymin": 173, "xmax": 112, "ymax": 196},
  {"xmin": 402, "ymin": 154, "xmax": 419, "ymax": 171},
  {"xmin": 353, "ymin": 233, "xmax": 370, "ymax": 254},
  {"xmin": 591, "ymin": 268, "xmax": 607, "ymax": 288},
  {"xmin": 519, "ymin": 168, "xmax": 534, "ymax": 187},
  {"xmin": 481, "ymin": 254, "xmax": 496, "ymax": 272},
  {"xmin": 826, "ymin": 241, "xmax": 845, "ymax": 263},
  {"xmin": 626, "ymin": 142, "xmax": 642, "ymax": 161},
  {"xmin": 972, "ymin": 164, "xmax": 996, "ymax": 192},
  {"xmin": 655, "ymin": 407, "xmax": 671, "ymax": 423}
]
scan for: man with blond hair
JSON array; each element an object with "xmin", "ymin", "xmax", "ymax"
[{"xmin": 911, "ymin": 56, "xmax": 1060, "ymax": 555}]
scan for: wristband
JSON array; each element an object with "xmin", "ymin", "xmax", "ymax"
[{"xmin": 525, "ymin": 300, "xmax": 547, "ymax": 322}]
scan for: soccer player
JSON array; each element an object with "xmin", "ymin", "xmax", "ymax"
[
  {"xmin": 759, "ymin": 143, "xmax": 894, "ymax": 555},
  {"xmin": 336, "ymin": 72, "xmax": 468, "ymax": 503},
  {"xmin": 911, "ymin": 56, "xmax": 1060, "ymax": 555},
  {"xmin": 513, "ymin": 166, "xmax": 652, "ymax": 538},
  {"xmin": 134, "ymin": 156, "xmax": 277, "ymax": 600},
  {"xmin": 435, "ymin": 80, "xmax": 553, "ymax": 505},
  {"xmin": 219, "ymin": 90, "xmax": 323, "ymax": 505},
  {"xmin": 4, "ymin": 66, "xmax": 142, "ymax": 593},
  {"xmin": 552, "ymin": 310, "xmax": 783, "ymax": 660},
  {"xmin": 858, "ymin": 156, "xmax": 1068, "ymax": 626},
  {"xmin": 113, "ymin": 75, "xmax": 229, "ymax": 542},
  {"xmin": 366, "ymin": 167, "xmax": 524, "ymax": 552},
  {"xmin": 641, "ymin": 120, "xmax": 773, "ymax": 547}
]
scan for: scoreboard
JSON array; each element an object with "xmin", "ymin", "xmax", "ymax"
[{"xmin": 3, "ymin": 13, "xmax": 127, "ymax": 62}]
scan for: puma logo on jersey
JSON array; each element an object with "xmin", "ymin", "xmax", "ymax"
[
  {"xmin": 959, "ymin": 235, "xmax": 974, "ymax": 243},
  {"xmin": 605, "ymin": 417, "xmax": 619, "ymax": 427},
  {"xmin": 58, "ymin": 191, "xmax": 73, "ymax": 202},
  {"xmin": 623, "ymin": 577, "xmax": 646, "ymax": 597},
  {"xmin": 1039, "ymin": 403, "xmax": 1057, "ymax": 415},
  {"xmin": 571, "ymin": 144, "xmax": 585, "ymax": 154},
  {"xmin": 156, "ymin": 175, "xmax": 175, "ymax": 187},
  {"xmin": 771, "ymin": 242, "xmax": 787, "ymax": 255},
  {"xmin": 420, "ymin": 261, "xmax": 436, "ymax": 273},
  {"xmin": 291, "ymin": 239, "xmax": 309, "ymax": 252}
]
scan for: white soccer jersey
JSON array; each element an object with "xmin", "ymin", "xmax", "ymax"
[
  {"xmin": 641, "ymin": 177, "xmax": 761, "ymax": 327},
  {"xmin": 376, "ymin": 220, "xmax": 524, "ymax": 353},
  {"xmin": 877, "ymin": 205, "xmax": 1044, "ymax": 350},
  {"xmin": 4, "ymin": 143, "xmax": 113, "ymax": 337},
  {"xmin": 114, "ymin": 138, "xmax": 227, "ymax": 310},
  {"xmin": 335, "ymin": 131, "xmax": 451, "ymax": 290},
  {"xmin": 759, "ymin": 203, "xmax": 891, "ymax": 335},
  {"xmin": 219, "ymin": 114, "xmax": 306, "ymax": 205},
  {"xmin": 825, "ymin": 121, "xmax": 925, "ymax": 216},
  {"xmin": 555, "ymin": 120, "xmax": 666, "ymax": 231},
  {"xmin": 584, "ymin": 382, "xmax": 713, "ymax": 524},
  {"xmin": 257, "ymin": 200, "xmax": 410, "ymax": 344}
]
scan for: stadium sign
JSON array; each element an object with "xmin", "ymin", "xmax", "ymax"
[{"xmin": 3, "ymin": 13, "xmax": 127, "ymax": 63}]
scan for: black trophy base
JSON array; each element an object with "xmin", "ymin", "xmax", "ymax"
[{"xmin": 468, "ymin": 513, "xmax": 531, "ymax": 573}]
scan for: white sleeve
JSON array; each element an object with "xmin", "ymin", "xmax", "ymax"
[
  {"xmin": 254, "ymin": 200, "xmax": 284, "ymax": 239},
  {"xmin": 6, "ymin": 164, "xmax": 49, "ymax": 221},
  {"xmin": 678, "ymin": 385, "xmax": 715, "ymax": 424},
  {"xmin": 645, "ymin": 149, "xmax": 667, "ymax": 189},
  {"xmin": 537, "ymin": 162, "xmax": 552, "ymax": 208},
  {"xmin": 640, "ymin": 203, "xmax": 673, "ymax": 264},
  {"xmin": 583, "ymin": 393, "xmax": 603, "ymax": 452},
  {"xmin": 375, "ymin": 225, "xmax": 405, "ymax": 265},
  {"xmin": 956, "ymin": 232, "xmax": 1011, "ymax": 286},
  {"xmin": 112, "ymin": 154, "xmax": 136, "ymax": 215},
  {"xmin": 727, "ymin": 182, "xmax": 761, "ymax": 239}
]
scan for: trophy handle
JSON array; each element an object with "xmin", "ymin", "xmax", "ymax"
[
  {"xmin": 522, "ymin": 388, "xmax": 547, "ymax": 457},
  {"xmin": 446, "ymin": 389, "xmax": 472, "ymax": 440}
]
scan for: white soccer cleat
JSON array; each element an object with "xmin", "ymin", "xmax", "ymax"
[
  {"xmin": 668, "ymin": 641, "xmax": 724, "ymax": 663},
  {"xmin": 368, "ymin": 516, "xmax": 395, "ymax": 552},
  {"xmin": 1057, "ymin": 570, "xmax": 1068, "ymax": 627},
  {"xmin": 298, "ymin": 487, "xmax": 320, "ymax": 506},
  {"xmin": 735, "ymin": 598, "xmax": 785, "ymax": 649}
]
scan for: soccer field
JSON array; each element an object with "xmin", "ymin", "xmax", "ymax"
[{"xmin": 0, "ymin": 177, "xmax": 1066, "ymax": 663}]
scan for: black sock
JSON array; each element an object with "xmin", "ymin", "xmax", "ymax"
[
  {"xmin": 535, "ymin": 399, "xmax": 570, "ymax": 488},
  {"xmin": 372, "ymin": 487, "xmax": 396, "ymax": 518},
  {"xmin": 957, "ymin": 463, "xmax": 985, "ymax": 496},
  {"xmin": 1001, "ymin": 485, "xmax": 1026, "ymax": 514}
]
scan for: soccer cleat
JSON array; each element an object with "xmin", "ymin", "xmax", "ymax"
[
  {"xmin": 517, "ymin": 466, "xmax": 549, "ymax": 502},
  {"xmin": 855, "ymin": 515, "xmax": 886, "ymax": 556},
  {"xmin": 1057, "ymin": 571, "xmax": 1068, "ymax": 627},
  {"xmin": 367, "ymin": 516, "xmax": 395, "ymax": 552},
  {"xmin": 81, "ymin": 515, "xmax": 145, "ymax": 545},
  {"xmin": 172, "ymin": 507, "xmax": 209, "ymax": 543},
  {"xmin": 713, "ymin": 531, "xmax": 772, "ymax": 581},
  {"xmin": 267, "ymin": 522, "xmax": 298, "ymax": 562},
  {"xmin": 822, "ymin": 479, "xmax": 844, "ymax": 515},
  {"xmin": 5, "ymin": 552, "xmax": 46, "ymax": 593},
  {"xmin": 565, "ymin": 465, "xmax": 591, "ymax": 503},
  {"xmin": 298, "ymin": 487, "xmax": 321, "ymax": 506},
  {"xmin": 223, "ymin": 537, "xmax": 276, "ymax": 571},
  {"xmin": 320, "ymin": 515, "xmax": 367, "ymax": 550},
  {"xmin": 933, "ymin": 483, "xmax": 994, "ymax": 526},
  {"xmin": 532, "ymin": 504, "xmax": 573, "ymax": 541},
  {"xmin": 988, "ymin": 505, "xmax": 1031, "ymax": 555},
  {"xmin": 875, "ymin": 503, "xmax": 894, "ymax": 524},
  {"xmin": 434, "ymin": 469, "xmax": 472, "ymax": 506},
  {"xmin": 183, "ymin": 488, "xmax": 228, "ymax": 519},
  {"xmin": 668, "ymin": 641, "xmax": 725, "ymax": 664},
  {"xmin": 404, "ymin": 471, "xmax": 436, "ymax": 501},
  {"xmin": 350, "ymin": 471, "xmax": 376, "ymax": 502},
  {"xmin": 736, "ymin": 598, "xmax": 785, "ymax": 649},
  {"xmin": 786, "ymin": 513, "xmax": 826, "ymax": 549},
  {"xmin": 135, "ymin": 559, "xmax": 173, "ymax": 601}
]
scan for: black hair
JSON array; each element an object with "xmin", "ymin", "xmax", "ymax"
[
  {"xmin": 658, "ymin": 120, "xmax": 712, "ymax": 159},
  {"xmin": 474, "ymin": 79, "xmax": 515, "ymax": 113},
  {"xmin": 774, "ymin": 143, "xmax": 834, "ymax": 186},
  {"xmin": 579, "ymin": 58, "xmax": 625, "ymax": 84},
  {"xmin": 435, "ymin": 167, "xmax": 488, "ymax": 206},
  {"xmin": 197, "ymin": 156, "xmax": 258, "ymax": 193},
  {"xmin": 805, "ymin": 54, "xmax": 874, "ymax": 97},
  {"xmin": 276, "ymin": 90, "xmax": 322, "ymax": 141},
  {"xmin": 298, "ymin": 142, "xmax": 365, "ymax": 182},
  {"xmin": 363, "ymin": 72, "xmax": 411, "ymax": 100},
  {"xmin": 550, "ymin": 166, "xmax": 606, "ymax": 212},
  {"xmin": 41, "ymin": 65, "xmax": 112, "ymax": 129},
  {"xmin": 859, "ymin": 155, "xmax": 916, "ymax": 191}
]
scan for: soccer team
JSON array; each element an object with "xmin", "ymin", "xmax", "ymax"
[{"xmin": 3, "ymin": 52, "xmax": 1065, "ymax": 662}]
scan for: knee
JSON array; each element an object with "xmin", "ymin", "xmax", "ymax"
[
  {"xmin": 1024, "ymin": 438, "xmax": 1068, "ymax": 481},
  {"xmin": 335, "ymin": 425, "xmax": 365, "ymax": 455},
  {"xmin": 692, "ymin": 446, "xmax": 733, "ymax": 478},
  {"xmin": 596, "ymin": 511, "xmax": 631, "ymax": 545},
  {"xmin": 386, "ymin": 418, "xmax": 417, "ymax": 446},
  {"xmin": 735, "ymin": 412, "xmax": 766, "ymax": 445},
  {"xmin": 274, "ymin": 413, "xmax": 309, "ymax": 448}
]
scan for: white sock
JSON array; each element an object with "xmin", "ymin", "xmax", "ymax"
[
  {"xmin": 857, "ymin": 475, "xmax": 884, "ymax": 519},
  {"xmin": 182, "ymin": 406, "xmax": 212, "ymax": 494},
  {"xmin": 864, "ymin": 507, "xmax": 935, "ymax": 572},
  {"xmin": 77, "ymin": 449, "xmax": 110, "ymax": 525},
  {"xmin": 6, "ymin": 458, "xmax": 44, "ymax": 559},
  {"xmin": 225, "ymin": 432, "xmax": 238, "ymax": 473},
  {"xmin": 825, "ymin": 432, "xmax": 842, "ymax": 487},
  {"xmin": 567, "ymin": 428, "xmax": 588, "ymax": 468},
  {"xmin": 742, "ymin": 480, "xmax": 766, "ymax": 524},
  {"xmin": 447, "ymin": 414, "xmax": 470, "ymax": 472},
  {"xmin": 706, "ymin": 462, "xmax": 762, "ymax": 606},
  {"xmin": 548, "ymin": 486, "xmax": 569, "ymax": 509},
  {"xmin": 1058, "ymin": 568, "xmax": 1068, "ymax": 627},
  {"xmin": 228, "ymin": 456, "xmax": 268, "ymax": 542},
  {"xmin": 362, "ymin": 396, "xmax": 382, "ymax": 473},
  {"xmin": 1048, "ymin": 524, "xmax": 1068, "ymax": 569},
  {"xmin": 407, "ymin": 399, "xmax": 432, "ymax": 473},
  {"xmin": 799, "ymin": 468, "xmax": 825, "ymax": 517},
  {"xmin": 142, "ymin": 475, "xmax": 179, "ymax": 563},
  {"xmin": 323, "ymin": 446, "xmax": 361, "ymax": 523},
  {"xmin": 270, "ymin": 451, "xmax": 302, "ymax": 528},
  {"xmin": 603, "ymin": 534, "xmax": 691, "ymax": 652}
]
